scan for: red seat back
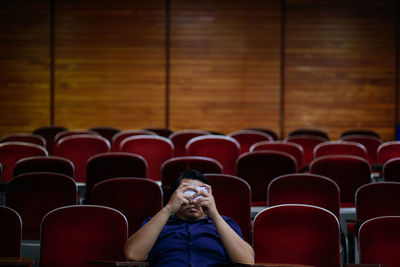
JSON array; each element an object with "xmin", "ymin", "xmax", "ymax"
[
  {"xmin": 229, "ymin": 130, "xmax": 273, "ymax": 154},
  {"xmin": 340, "ymin": 134, "xmax": 382, "ymax": 166},
  {"xmin": 377, "ymin": 141, "xmax": 400, "ymax": 164},
  {"xmin": 33, "ymin": 126, "xmax": 67, "ymax": 155},
  {"xmin": 13, "ymin": 155, "xmax": 74, "ymax": 178},
  {"xmin": 314, "ymin": 141, "xmax": 367, "ymax": 160},
  {"xmin": 253, "ymin": 204, "xmax": 340, "ymax": 267},
  {"xmin": 285, "ymin": 135, "xmax": 327, "ymax": 168},
  {"xmin": 111, "ymin": 130, "xmax": 156, "ymax": 152},
  {"xmin": 40, "ymin": 205, "xmax": 127, "ymax": 267},
  {"xmin": 0, "ymin": 206, "xmax": 22, "ymax": 257},
  {"xmin": 169, "ymin": 129, "xmax": 210, "ymax": 157}
]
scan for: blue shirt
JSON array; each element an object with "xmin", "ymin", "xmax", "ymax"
[{"xmin": 142, "ymin": 215, "xmax": 243, "ymax": 267}]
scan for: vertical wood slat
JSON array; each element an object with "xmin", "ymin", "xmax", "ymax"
[
  {"xmin": 169, "ymin": 0, "xmax": 282, "ymax": 134},
  {"xmin": 0, "ymin": 0, "xmax": 50, "ymax": 136},
  {"xmin": 54, "ymin": 0, "xmax": 166, "ymax": 130},
  {"xmin": 284, "ymin": 0, "xmax": 397, "ymax": 141}
]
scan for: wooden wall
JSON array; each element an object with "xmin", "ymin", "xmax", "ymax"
[{"xmin": 0, "ymin": 0, "xmax": 399, "ymax": 141}]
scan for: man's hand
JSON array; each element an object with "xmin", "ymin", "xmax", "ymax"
[
  {"xmin": 194, "ymin": 184, "xmax": 219, "ymax": 219},
  {"xmin": 165, "ymin": 182, "xmax": 196, "ymax": 214}
]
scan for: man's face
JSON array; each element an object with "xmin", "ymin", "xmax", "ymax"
[{"xmin": 175, "ymin": 178, "xmax": 207, "ymax": 221}]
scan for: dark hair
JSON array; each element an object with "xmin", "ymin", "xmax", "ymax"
[{"xmin": 170, "ymin": 169, "xmax": 211, "ymax": 194}]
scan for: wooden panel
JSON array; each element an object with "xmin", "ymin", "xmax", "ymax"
[
  {"xmin": 284, "ymin": 0, "xmax": 397, "ymax": 141},
  {"xmin": 0, "ymin": 1, "xmax": 50, "ymax": 137},
  {"xmin": 54, "ymin": 0, "xmax": 166, "ymax": 130},
  {"xmin": 169, "ymin": 0, "xmax": 281, "ymax": 135}
]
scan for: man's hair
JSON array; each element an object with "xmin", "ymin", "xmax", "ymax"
[{"xmin": 170, "ymin": 169, "xmax": 211, "ymax": 194}]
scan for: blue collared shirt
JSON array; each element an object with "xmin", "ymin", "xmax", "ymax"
[{"xmin": 143, "ymin": 215, "xmax": 243, "ymax": 267}]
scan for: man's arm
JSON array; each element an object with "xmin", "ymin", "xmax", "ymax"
[
  {"xmin": 124, "ymin": 183, "xmax": 192, "ymax": 261},
  {"xmin": 195, "ymin": 185, "xmax": 255, "ymax": 264}
]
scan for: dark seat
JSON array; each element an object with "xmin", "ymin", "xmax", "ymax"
[
  {"xmin": 253, "ymin": 204, "xmax": 340, "ymax": 267},
  {"xmin": 168, "ymin": 129, "xmax": 210, "ymax": 157},
  {"xmin": 340, "ymin": 129, "xmax": 381, "ymax": 139},
  {"xmin": 143, "ymin": 127, "xmax": 173, "ymax": 138},
  {"xmin": 0, "ymin": 142, "xmax": 48, "ymax": 182},
  {"xmin": 13, "ymin": 155, "xmax": 74, "ymax": 177},
  {"xmin": 382, "ymin": 158, "xmax": 400, "ymax": 182},
  {"xmin": 287, "ymin": 128, "xmax": 329, "ymax": 140},
  {"xmin": 111, "ymin": 130, "xmax": 156, "ymax": 152},
  {"xmin": 228, "ymin": 130, "xmax": 273, "ymax": 155},
  {"xmin": 0, "ymin": 206, "xmax": 22, "ymax": 257},
  {"xmin": 40, "ymin": 205, "xmax": 128, "ymax": 267},
  {"xmin": 0, "ymin": 133, "xmax": 46, "ymax": 147},
  {"xmin": 84, "ymin": 152, "xmax": 147, "ymax": 203},
  {"xmin": 5, "ymin": 172, "xmax": 77, "ymax": 240},
  {"xmin": 313, "ymin": 141, "xmax": 368, "ymax": 160},
  {"xmin": 90, "ymin": 177, "xmax": 162, "ymax": 236},
  {"xmin": 32, "ymin": 126, "xmax": 67, "ymax": 155},
  {"xmin": 245, "ymin": 128, "xmax": 279, "ymax": 140},
  {"xmin": 236, "ymin": 150, "xmax": 297, "ymax": 206},
  {"xmin": 89, "ymin": 126, "xmax": 121, "ymax": 143}
]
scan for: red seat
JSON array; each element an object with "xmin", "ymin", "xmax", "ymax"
[
  {"xmin": 13, "ymin": 155, "xmax": 74, "ymax": 178},
  {"xmin": 236, "ymin": 150, "xmax": 297, "ymax": 206},
  {"xmin": 111, "ymin": 130, "xmax": 157, "ymax": 152},
  {"xmin": 382, "ymin": 158, "xmax": 400, "ymax": 182},
  {"xmin": 313, "ymin": 141, "xmax": 368, "ymax": 160},
  {"xmin": 85, "ymin": 152, "xmax": 147, "ymax": 203},
  {"xmin": 90, "ymin": 177, "xmax": 162, "ymax": 236},
  {"xmin": 377, "ymin": 141, "xmax": 400, "ymax": 164},
  {"xmin": 54, "ymin": 129, "xmax": 99, "ymax": 145},
  {"xmin": 40, "ymin": 205, "xmax": 127, "ymax": 267},
  {"xmin": 310, "ymin": 155, "xmax": 371, "ymax": 207},
  {"xmin": 359, "ymin": 216, "xmax": 400, "ymax": 266},
  {"xmin": 340, "ymin": 134, "xmax": 382, "ymax": 166},
  {"xmin": 161, "ymin": 156, "xmax": 222, "ymax": 203},
  {"xmin": 253, "ymin": 204, "xmax": 340, "ymax": 267},
  {"xmin": 0, "ymin": 142, "xmax": 48, "ymax": 182},
  {"xmin": 0, "ymin": 133, "xmax": 46, "ymax": 147},
  {"xmin": 250, "ymin": 141, "xmax": 304, "ymax": 171},
  {"xmin": 0, "ymin": 206, "xmax": 22, "ymax": 257},
  {"xmin": 169, "ymin": 129, "xmax": 210, "ymax": 157},
  {"xmin": 287, "ymin": 128, "xmax": 330, "ymax": 140},
  {"xmin": 54, "ymin": 135, "xmax": 110, "ymax": 183},
  {"xmin": 89, "ymin": 126, "xmax": 121, "ymax": 143},
  {"xmin": 267, "ymin": 173, "xmax": 340, "ymax": 219},
  {"xmin": 143, "ymin": 127, "xmax": 173, "ymax": 138},
  {"xmin": 5, "ymin": 172, "xmax": 77, "ymax": 240},
  {"xmin": 340, "ymin": 129, "xmax": 381, "ymax": 139},
  {"xmin": 120, "ymin": 136, "xmax": 174, "ymax": 180},
  {"xmin": 228, "ymin": 130, "xmax": 273, "ymax": 154},
  {"xmin": 245, "ymin": 128, "xmax": 279, "ymax": 140},
  {"xmin": 32, "ymin": 126, "xmax": 67, "ymax": 155},
  {"xmin": 186, "ymin": 135, "xmax": 240, "ymax": 175},
  {"xmin": 285, "ymin": 135, "xmax": 327, "ymax": 168},
  {"xmin": 205, "ymin": 174, "xmax": 252, "ymax": 243}
]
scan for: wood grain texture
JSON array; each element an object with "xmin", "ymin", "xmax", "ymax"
[
  {"xmin": 284, "ymin": 0, "xmax": 397, "ymax": 141},
  {"xmin": 53, "ymin": 0, "xmax": 166, "ymax": 130},
  {"xmin": 0, "ymin": 1, "xmax": 50, "ymax": 137},
  {"xmin": 169, "ymin": 0, "xmax": 282, "ymax": 134}
]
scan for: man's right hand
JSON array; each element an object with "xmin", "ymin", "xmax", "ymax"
[{"xmin": 164, "ymin": 182, "xmax": 193, "ymax": 214}]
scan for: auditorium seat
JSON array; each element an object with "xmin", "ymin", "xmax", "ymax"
[
  {"xmin": 161, "ymin": 156, "xmax": 222, "ymax": 204},
  {"xmin": 0, "ymin": 142, "xmax": 48, "ymax": 182},
  {"xmin": 340, "ymin": 129, "xmax": 381, "ymax": 139},
  {"xmin": 40, "ymin": 205, "xmax": 127, "ymax": 267},
  {"xmin": 205, "ymin": 174, "xmax": 252, "ymax": 243},
  {"xmin": 228, "ymin": 130, "xmax": 273, "ymax": 155},
  {"xmin": 0, "ymin": 133, "xmax": 46, "ymax": 147},
  {"xmin": 84, "ymin": 152, "xmax": 147, "ymax": 203},
  {"xmin": 54, "ymin": 134, "xmax": 110, "ymax": 183},
  {"xmin": 54, "ymin": 129, "xmax": 99, "ymax": 145},
  {"xmin": 111, "ymin": 130, "xmax": 157, "ymax": 152},
  {"xmin": 13, "ymin": 156, "xmax": 74, "ymax": 178},
  {"xmin": 287, "ymin": 128, "xmax": 330, "ymax": 140},
  {"xmin": 0, "ymin": 205, "xmax": 22, "ymax": 257},
  {"xmin": 340, "ymin": 134, "xmax": 382, "ymax": 167},
  {"xmin": 359, "ymin": 216, "xmax": 400, "ymax": 266},
  {"xmin": 250, "ymin": 141, "xmax": 304, "ymax": 172},
  {"xmin": 382, "ymin": 158, "xmax": 400, "ymax": 182},
  {"xmin": 89, "ymin": 126, "xmax": 121, "ymax": 143},
  {"xmin": 253, "ymin": 204, "xmax": 340, "ymax": 267},
  {"xmin": 169, "ymin": 129, "xmax": 210, "ymax": 157},
  {"xmin": 33, "ymin": 126, "xmax": 67, "ymax": 155},
  {"xmin": 186, "ymin": 135, "xmax": 240, "ymax": 175},
  {"xmin": 377, "ymin": 141, "xmax": 400, "ymax": 165},
  {"xmin": 285, "ymin": 134, "xmax": 327, "ymax": 169},
  {"xmin": 90, "ymin": 177, "xmax": 162, "ymax": 236},
  {"xmin": 236, "ymin": 150, "xmax": 297, "ymax": 206},
  {"xmin": 245, "ymin": 128, "xmax": 279, "ymax": 140},
  {"xmin": 310, "ymin": 155, "xmax": 371, "ymax": 207},
  {"xmin": 313, "ymin": 141, "xmax": 368, "ymax": 160},
  {"xmin": 120, "ymin": 135, "xmax": 174, "ymax": 180},
  {"xmin": 144, "ymin": 127, "xmax": 173, "ymax": 138},
  {"xmin": 5, "ymin": 172, "xmax": 77, "ymax": 240}
]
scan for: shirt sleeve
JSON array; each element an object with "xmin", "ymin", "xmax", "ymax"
[{"xmin": 222, "ymin": 216, "xmax": 244, "ymax": 239}]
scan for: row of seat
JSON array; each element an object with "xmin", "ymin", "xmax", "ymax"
[{"xmin": 2, "ymin": 201, "xmax": 400, "ymax": 267}]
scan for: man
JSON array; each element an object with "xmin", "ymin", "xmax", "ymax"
[{"xmin": 124, "ymin": 169, "xmax": 255, "ymax": 266}]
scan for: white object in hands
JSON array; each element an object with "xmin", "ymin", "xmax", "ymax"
[{"xmin": 184, "ymin": 186, "xmax": 207, "ymax": 200}]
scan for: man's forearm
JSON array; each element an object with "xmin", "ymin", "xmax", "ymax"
[
  {"xmin": 124, "ymin": 207, "xmax": 172, "ymax": 261},
  {"xmin": 212, "ymin": 215, "xmax": 255, "ymax": 264}
]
